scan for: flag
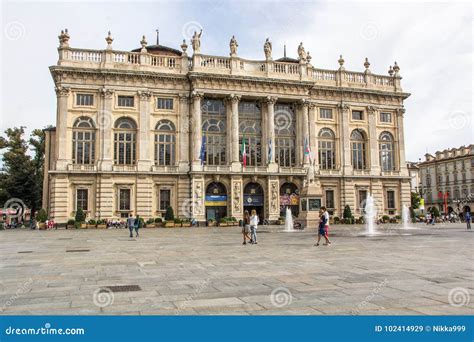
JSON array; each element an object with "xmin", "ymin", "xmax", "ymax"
[
  {"xmin": 268, "ymin": 138, "xmax": 273, "ymax": 164},
  {"xmin": 304, "ymin": 136, "xmax": 311, "ymax": 162},
  {"xmin": 199, "ymin": 136, "xmax": 206, "ymax": 165},
  {"xmin": 241, "ymin": 136, "xmax": 247, "ymax": 167}
]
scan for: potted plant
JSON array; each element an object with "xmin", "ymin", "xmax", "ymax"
[
  {"xmin": 96, "ymin": 219, "xmax": 106, "ymax": 229},
  {"xmin": 333, "ymin": 216, "xmax": 340, "ymax": 224},
  {"xmin": 207, "ymin": 218, "xmax": 216, "ymax": 227},
  {"xmin": 343, "ymin": 205, "xmax": 352, "ymax": 225},
  {"xmin": 164, "ymin": 206, "xmax": 175, "ymax": 227},
  {"xmin": 66, "ymin": 219, "xmax": 75, "ymax": 229},
  {"xmin": 36, "ymin": 208, "xmax": 48, "ymax": 230},
  {"xmin": 277, "ymin": 216, "xmax": 285, "ymax": 225},
  {"xmin": 87, "ymin": 219, "xmax": 96, "ymax": 228},
  {"xmin": 145, "ymin": 218, "xmax": 155, "ymax": 228},
  {"xmin": 0, "ymin": 222, "xmax": 5, "ymax": 230},
  {"xmin": 381, "ymin": 215, "xmax": 390, "ymax": 223},
  {"xmin": 75, "ymin": 208, "xmax": 87, "ymax": 228},
  {"xmin": 173, "ymin": 218, "xmax": 181, "ymax": 227},
  {"xmin": 230, "ymin": 217, "xmax": 238, "ymax": 226},
  {"xmin": 182, "ymin": 218, "xmax": 191, "ymax": 227},
  {"xmin": 154, "ymin": 217, "xmax": 163, "ymax": 227}
]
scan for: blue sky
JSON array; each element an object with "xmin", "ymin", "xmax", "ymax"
[{"xmin": 0, "ymin": 0, "xmax": 472, "ymax": 161}]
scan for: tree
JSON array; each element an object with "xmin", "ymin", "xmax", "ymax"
[
  {"xmin": 29, "ymin": 128, "xmax": 46, "ymax": 215},
  {"xmin": 411, "ymin": 191, "xmax": 421, "ymax": 210},
  {"xmin": 75, "ymin": 208, "xmax": 86, "ymax": 223},
  {"xmin": 430, "ymin": 206, "xmax": 440, "ymax": 218},
  {"xmin": 36, "ymin": 208, "xmax": 48, "ymax": 223},
  {"xmin": 165, "ymin": 206, "xmax": 174, "ymax": 221},
  {"xmin": 343, "ymin": 205, "xmax": 352, "ymax": 219}
]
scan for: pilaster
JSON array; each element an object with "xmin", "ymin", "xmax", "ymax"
[
  {"xmin": 230, "ymin": 176, "xmax": 243, "ymax": 219},
  {"xmin": 137, "ymin": 90, "xmax": 152, "ymax": 171},
  {"xmin": 191, "ymin": 91, "xmax": 203, "ymax": 171},
  {"xmin": 368, "ymin": 106, "xmax": 381, "ymax": 175},
  {"xmin": 98, "ymin": 88, "xmax": 114, "ymax": 171},
  {"xmin": 54, "ymin": 86, "xmax": 70, "ymax": 171},
  {"xmin": 178, "ymin": 94, "xmax": 190, "ymax": 172},
  {"xmin": 267, "ymin": 176, "xmax": 280, "ymax": 221},
  {"xmin": 338, "ymin": 102, "xmax": 352, "ymax": 175},
  {"xmin": 265, "ymin": 96, "xmax": 278, "ymax": 171}
]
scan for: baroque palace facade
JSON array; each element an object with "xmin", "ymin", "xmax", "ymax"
[{"xmin": 43, "ymin": 29, "xmax": 411, "ymax": 224}]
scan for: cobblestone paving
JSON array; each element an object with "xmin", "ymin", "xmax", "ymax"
[{"xmin": 0, "ymin": 224, "xmax": 472, "ymax": 315}]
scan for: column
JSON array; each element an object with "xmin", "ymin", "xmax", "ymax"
[
  {"xmin": 54, "ymin": 86, "xmax": 70, "ymax": 170},
  {"xmin": 230, "ymin": 94, "xmax": 241, "ymax": 170},
  {"xmin": 137, "ymin": 91, "xmax": 152, "ymax": 171},
  {"xmin": 367, "ymin": 106, "xmax": 380, "ymax": 175},
  {"xmin": 261, "ymin": 99, "xmax": 268, "ymax": 166},
  {"xmin": 300, "ymin": 99, "xmax": 310, "ymax": 167},
  {"xmin": 267, "ymin": 176, "xmax": 280, "ymax": 221},
  {"xmin": 191, "ymin": 91, "xmax": 203, "ymax": 169},
  {"xmin": 396, "ymin": 107, "xmax": 408, "ymax": 176},
  {"xmin": 98, "ymin": 88, "xmax": 114, "ymax": 171},
  {"xmin": 308, "ymin": 103, "xmax": 318, "ymax": 171},
  {"xmin": 230, "ymin": 176, "xmax": 243, "ymax": 219},
  {"xmin": 338, "ymin": 102, "xmax": 352, "ymax": 175},
  {"xmin": 266, "ymin": 96, "xmax": 278, "ymax": 171},
  {"xmin": 178, "ymin": 94, "xmax": 190, "ymax": 172}
]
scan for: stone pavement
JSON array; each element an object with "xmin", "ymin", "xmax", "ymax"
[{"xmin": 0, "ymin": 224, "xmax": 472, "ymax": 315}]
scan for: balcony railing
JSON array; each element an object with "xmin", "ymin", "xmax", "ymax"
[{"xmin": 56, "ymin": 47, "xmax": 402, "ymax": 91}]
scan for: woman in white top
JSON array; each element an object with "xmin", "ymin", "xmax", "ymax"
[{"xmin": 249, "ymin": 209, "xmax": 259, "ymax": 244}]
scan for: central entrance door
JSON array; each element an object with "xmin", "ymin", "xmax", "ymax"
[
  {"xmin": 205, "ymin": 182, "xmax": 227, "ymax": 221},
  {"xmin": 243, "ymin": 182, "xmax": 264, "ymax": 223}
]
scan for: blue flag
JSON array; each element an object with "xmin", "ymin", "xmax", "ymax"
[{"xmin": 199, "ymin": 136, "xmax": 206, "ymax": 165}]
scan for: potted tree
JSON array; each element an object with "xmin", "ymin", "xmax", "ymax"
[
  {"xmin": 75, "ymin": 208, "xmax": 86, "ymax": 228},
  {"xmin": 343, "ymin": 205, "xmax": 352, "ymax": 225},
  {"xmin": 36, "ymin": 208, "xmax": 48, "ymax": 230},
  {"xmin": 87, "ymin": 219, "xmax": 96, "ymax": 228},
  {"xmin": 66, "ymin": 219, "xmax": 75, "ymax": 229},
  {"xmin": 145, "ymin": 218, "xmax": 155, "ymax": 228},
  {"xmin": 164, "ymin": 206, "xmax": 175, "ymax": 227},
  {"xmin": 96, "ymin": 219, "xmax": 106, "ymax": 229}
]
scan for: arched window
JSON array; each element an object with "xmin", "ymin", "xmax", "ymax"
[
  {"xmin": 350, "ymin": 129, "xmax": 367, "ymax": 170},
  {"xmin": 239, "ymin": 101, "xmax": 262, "ymax": 166},
  {"xmin": 318, "ymin": 128, "xmax": 336, "ymax": 169},
  {"xmin": 379, "ymin": 131, "xmax": 395, "ymax": 171},
  {"xmin": 72, "ymin": 116, "xmax": 95, "ymax": 164},
  {"xmin": 114, "ymin": 117, "xmax": 137, "ymax": 165},
  {"xmin": 154, "ymin": 120, "xmax": 176, "ymax": 166},
  {"xmin": 202, "ymin": 99, "xmax": 226, "ymax": 165},
  {"xmin": 275, "ymin": 103, "xmax": 296, "ymax": 167}
]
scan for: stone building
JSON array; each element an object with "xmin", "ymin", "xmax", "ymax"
[
  {"xmin": 418, "ymin": 145, "xmax": 474, "ymax": 214},
  {"xmin": 406, "ymin": 161, "xmax": 420, "ymax": 193},
  {"xmin": 43, "ymin": 29, "xmax": 411, "ymax": 224}
]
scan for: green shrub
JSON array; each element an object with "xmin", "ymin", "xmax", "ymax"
[
  {"xmin": 174, "ymin": 218, "xmax": 182, "ymax": 224},
  {"xmin": 394, "ymin": 215, "xmax": 401, "ymax": 220},
  {"xmin": 87, "ymin": 219, "xmax": 96, "ymax": 225},
  {"xmin": 138, "ymin": 217, "xmax": 144, "ymax": 228},
  {"xmin": 333, "ymin": 216, "xmax": 340, "ymax": 223},
  {"xmin": 343, "ymin": 205, "xmax": 352, "ymax": 219},
  {"xmin": 430, "ymin": 206, "xmax": 440, "ymax": 217},
  {"xmin": 382, "ymin": 215, "xmax": 390, "ymax": 222},
  {"xmin": 0, "ymin": 222, "xmax": 4, "ymax": 230},
  {"xmin": 67, "ymin": 219, "xmax": 75, "ymax": 226},
  {"xmin": 75, "ymin": 208, "xmax": 86, "ymax": 223},
  {"xmin": 154, "ymin": 217, "xmax": 162, "ymax": 223},
  {"xmin": 146, "ymin": 218, "xmax": 154, "ymax": 224},
  {"xmin": 36, "ymin": 208, "xmax": 48, "ymax": 223},
  {"xmin": 96, "ymin": 219, "xmax": 105, "ymax": 225},
  {"xmin": 74, "ymin": 221, "xmax": 81, "ymax": 229},
  {"xmin": 165, "ymin": 206, "xmax": 174, "ymax": 221},
  {"xmin": 230, "ymin": 217, "xmax": 237, "ymax": 222}
]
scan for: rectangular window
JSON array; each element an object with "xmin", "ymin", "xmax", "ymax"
[
  {"xmin": 119, "ymin": 189, "xmax": 131, "ymax": 211},
  {"xmin": 320, "ymin": 108, "xmax": 333, "ymax": 119},
  {"xmin": 380, "ymin": 112, "xmax": 392, "ymax": 123},
  {"xmin": 117, "ymin": 96, "xmax": 134, "ymax": 107},
  {"xmin": 358, "ymin": 190, "xmax": 367, "ymax": 209},
  {"xmin": 76, "ymin": 94, "xmax": 93, "ymax": 106},
  {"xmin": 76, "ymin": 189, "xmax": 88, "ymax": 211},
  {"xmin": 387, "ymin": 190, "xmax": 395, "ymax": 209},
  {"xmin": 352, "ymin": 110, "xmax": 363, "ymax": 120},
  {"xmin": 159, "ymin": 189, "xmax": 171, "ymax": 211},
  {"xmin": 157, "ymin": 98, "xmax": 174, "ymax": 110},
  {"xmin": 325, "ymin": 190, "xmax": 334, "ymax": 209}
]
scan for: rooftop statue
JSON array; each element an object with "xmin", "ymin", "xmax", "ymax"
[
  {"xmin": 297, "ymin": 42, "xmax": 307, "ymax": 62},
  {"xmin": 264, "ymin": 38, "xmax": 272, "ymax": 60},
  {"xmin": 229, "ymin": 35, "xmax": 238, "ymax": 56},
  {"xmin": 191, "ymin": 29, "xmax": 203, "ymax": 53}
]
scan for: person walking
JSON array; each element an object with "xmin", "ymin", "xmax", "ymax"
[
  {"xmin": 315, "ymin": 207, "xmax": 331, "ymax": 246},
  {"xmin": 134, "ymin": 215, "xmax": 141, "ymax": 238},
  {"xmin": 242, "ymin": 210, "xmax": 251, "ymax": 245},
  {"xmin": 126, "ymin": 213, "xmax": 135, "ymax": 238},
  {"xmin": 249, "ymin": 209, "xmax": 259, "ymax": 244},
  {"xmin": 465, "ymin": 210, "xmax": 471, "ymax": 230}
]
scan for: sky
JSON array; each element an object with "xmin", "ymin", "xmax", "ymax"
[{"xmin": 0, "ymin": 0, "xmax": 472, "ymax": 162}]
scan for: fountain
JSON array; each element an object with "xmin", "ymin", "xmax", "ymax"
[
  {"xmin": 284, "ymin": 207, "xmax": 294, "ymax": 231},
  {"xmin": 402, "ymin": 205, "xmax": 410, "ymax": 229},
  {"xmin": 364, "ymin": 194, "xmax": 378, "ymax": 235}
]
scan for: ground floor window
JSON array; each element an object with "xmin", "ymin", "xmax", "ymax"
[
  {"xmin": 76, "ymin": 189, "xmax": 88, "ymax": 211},
  {"xmin": 387, "ymin": 190, "xmax": 396, "ymax": 209},
  {"xmin": 119, "ymin": 188, "xmax": 131, "ymax": 214},
  {"xmin": 358, "ymin": 190, "xmax": 368, "ymax": 213},
  {"xmin": 159, "ymin": 189, "xmax": 171, "ymax": 211},
  {"xmin": 325, "ymin": 190, "xmax": 334, "ymax": 214}
]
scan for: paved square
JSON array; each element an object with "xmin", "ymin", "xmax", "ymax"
[{"xmin": 0, "ymin": 225, "xmax": 473, "ymax": 315}]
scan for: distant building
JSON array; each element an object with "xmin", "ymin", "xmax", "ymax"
[
  {"xmin": 406, "ymin": 161, "xmax": 420, "ymax": 193},
  {"xmin": 418, "ymin": 145, "xmax": 473, "ymax": 214}
]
